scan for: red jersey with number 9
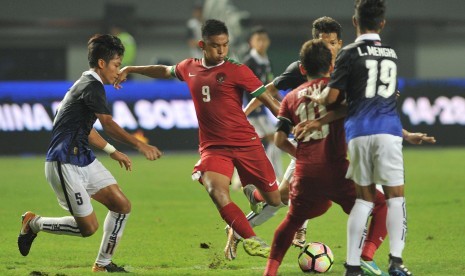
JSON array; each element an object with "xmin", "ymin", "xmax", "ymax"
[{"xmin": 172, "ymin": 57, "xmax": 266, "ymax": 151}]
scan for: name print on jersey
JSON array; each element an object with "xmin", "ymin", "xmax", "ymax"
[{"xmin": 357, "ymin": 46, "xmax": 398, "ymax": 59}]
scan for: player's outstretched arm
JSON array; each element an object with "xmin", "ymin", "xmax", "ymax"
[
  {"xmin": 89, "ymin": 128, "xmax": 132, "ymax": 171},
  {"xmin": 96, "ymin": 113, "xmax": 163, "ymax": 160},
  {"xmin": 256, "ymin": 89, "xmax": 281, "ymax": 117},
  {"xmin": 114, "ymin": 65, "xmax": 173, "ymax": 89},
  {"xmin": 243, "ymin": 83, "xmax": 279, "ymax": 116},
  {"xmin": 402, "ymin": 129, "xmax": 437, "ymax": 145}
]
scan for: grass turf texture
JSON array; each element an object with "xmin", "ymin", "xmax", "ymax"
[{"xmin": 1, "ymin": 148, "xmax": 464, "ymax": 275}]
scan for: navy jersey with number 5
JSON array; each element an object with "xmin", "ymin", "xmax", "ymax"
[
  {"xmin": 328, "ymin": 34, "xmax": 402, "ymax": 142},
  {"xmin": 46, "ymin": 71, "xmax": 111, "ymax": 166}
]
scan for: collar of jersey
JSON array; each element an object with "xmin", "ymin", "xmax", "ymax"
[
  {"xmin": 201, "ymin": 58, "xmax": 225, "ymax": 69},
  {"xmin": 83, "ymin": 70, "xmax": 103, "ymax": 84},
  {"xmin": 250, "ymin": 49, "xmax": 270, "ymax": 65},
  {"xmin": 355, "ymin": 33, "xmax": 381, "ymax": 43}
]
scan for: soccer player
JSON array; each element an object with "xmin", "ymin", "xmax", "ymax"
[
  {"xmin": 114, "ymin": 19, "xmax": 282, "ymax": 259},
  {"xmin": 264, "ymin": 38, "xmax": 381, "ymax": 276},
  {"xmin": 17, "ymin": 34, "xmax": 162, "ymax": 272},
  {"xmin": 310, "ymin": 1, "xmax": 414, "ymax": 275},
  {"xmin": 242, "ymin": 26, "xmax": 282, "ymax": 181},
  {"xmin": 228, "ymin": 19, "xmax": 389, "ymax": 275},
  {"xmin": 237, "ymin": 18, "xmax": 345, "ymax": 251}
]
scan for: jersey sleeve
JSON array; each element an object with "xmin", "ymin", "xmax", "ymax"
[
  {"xmin": 277, "ymin": 93, "xmax": 294, "ymax": 125},
  {"xmin": 328, "ymin": 49, "xmax": 351, "ymax": 91},
  {"xmin": 272, "ymin": 61, "xmax": 305, "ymax": 91},
  {"xmin": 236, "ymin": 64, "xmax": 266, "ymax": 97},
  {"xmin": 171, "ymin": 59, "xmax": 189, "ymax": 81},
  {"xmin": 83, "ymin": 82, "xmax": 111, "ymax": 115}
]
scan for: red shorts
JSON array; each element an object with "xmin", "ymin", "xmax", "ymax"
[
  {"xmin": 193, "ymin": 145, "xmax": 278, "ymax": 192},
  {"xmin": 289, "ymin": 161, "xmax": 356, "ymax": 219}
]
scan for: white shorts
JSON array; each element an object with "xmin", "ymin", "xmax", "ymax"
[
  {"xmin": 45, "ymin": 159, "xmax": 117, "ymax": 217},
  {"xmin": 283, "ymin": 158, "xmax": 296, "ymax": 183},
  {"xmin": 346, "ymin": 134, "xmax": 404, "ymax": 186},
  {"xmin": 248, "ymin": 115, "xmax": 276, "ymax": 138}
]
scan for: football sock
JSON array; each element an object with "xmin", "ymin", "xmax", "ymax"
[
  {"xmin": 220, "ymin": 202, "xmax": 255, "ymax": 239},
  {"xmin": 264, "ymin": 258, "xmax": 281, "ymax": 276},
  {"xmin": 363, "ymin": 190, "xmax": 388, "ymax": 261},
  {"xmin": 386, "ymin": 197, "xmax": 406, "ymax": 258},
  {"xmin": 95, "ymin": 211, "xmax": 129, "ymax": 266},
  {"xmin": 347, "ymin": 199, "xmax": 373, "ymax": 266},
  {"xmin": 246, "ymin": 202, "xmax": 286, "ymax": 228},
  {"xmin": 300, "ymin": 219, "xmax": 309, "ymax": 230},
  {"xmin": 269, "ymin": 214, "xmax": 305, "ymax": 263},
  {"xmin": 29, "ymin": 216, "xmax": 81, "ymax": 236}
]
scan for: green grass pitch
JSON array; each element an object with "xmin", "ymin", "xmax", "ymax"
[{"xmin": 0, "ymin": 148, "xmax": 464, "ymax": 275}]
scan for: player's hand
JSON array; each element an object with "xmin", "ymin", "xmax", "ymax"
[
  {"xmin": 110, "ymin": 151, "xmax": 132, "ymax": 171},
  {"xmin": 304, "ymin": 81, "xmax": 329, "ymax": 105},
  {"xmin": 137, "ymin": 143, "xmax": 163, "ymax": 160},
  {"xmin": 114, "ymin": 67, "xmax": 130, "ymax": 89},
  {"xmin": 404, "ymin": 132, "xmax": 436, "ymax": 145},
  {"xmin": 293, "ymin": 120, "xmax": 321, "ymax": 141}
]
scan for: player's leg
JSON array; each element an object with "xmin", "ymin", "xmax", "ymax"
[
  {"xmin": 18, "ymin": 161, "xmax": 96, "ymax": 256},
  {"xmin": 85, "ymin": 159, "xmax": 130, "ymax": 272},
  {"xmin": 265, "ymin": 182, "xmax": 332, "ymax": 276},
  {"xmin": 373, "ymin": 134, "xmax": 412, "ymax": 276},
  {"xmin": 334, "ymin": 166, "xmax": 388, "ymax": 276},
  {"xmin": 344, "ymin": 136, "xmax": 376, "ymax": 276},
  {"xmin": 234, "ymin": 145, "xmax": 282, "ymax": 207}
]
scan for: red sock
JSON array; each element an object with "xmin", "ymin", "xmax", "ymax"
[
  {"xmin": 363, "ymin": 190, "xmax": 387, "ymax": 260},
  {"xmin": 219, "ymin": 202, "xmax": 255, "ymax": 239},
  {"xmin": 253, "ymin": 189, "xmax": 265, "ymax": 202},
  {"xmin": 269, "ymin": 214, "xmax": 305, "ymax": 263},
  {"xmin": 264, "ymin": 259, "xmax": 280, "ymax": 276}
]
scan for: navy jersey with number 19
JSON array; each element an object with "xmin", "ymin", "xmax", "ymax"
[{"xmin": 328, "ymin": 34, "xmax": 403, "ymax": 142}]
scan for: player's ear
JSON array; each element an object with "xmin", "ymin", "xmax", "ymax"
[
  {"xmin": 97, "ymin": 59, "xmax": 106, "ymax": 69},
  {"xmin": 198, "ymin": 40, "xmax": 205, "ymax": 50},
  {"xmin": 379, "ymin": 19, "xmax": 386, "ymax": 31},
  {"xmin": 352, "ymin": 15, "xmax": 358, "ymax": 28},
  {"xmin": 299, "ymin": 63, "xmax": 307, "ymax": 76}
]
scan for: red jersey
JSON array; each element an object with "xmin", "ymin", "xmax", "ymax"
[
  {"xmin": 278, "ymin": 77, "xmax": 347, "ymax": 175},
  {"xmin": 172, "ymin": 57, "xmax": 266, "ymax": 151}
]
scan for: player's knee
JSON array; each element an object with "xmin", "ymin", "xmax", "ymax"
[
  {"xmin": 80, "ymin": 222, "xmax": 99, "ymax": 237},
  {"xmin": 267, "ymin": 197, "xmax": 282, "ymax": 207},
  {"xmin": 114, "ymin": 199, "xmax": 131, "ymax": 214}
]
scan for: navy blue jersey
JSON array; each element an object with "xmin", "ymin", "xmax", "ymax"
[
  {"xmin": 272, "ymin": 61, "xmax": 306, "ymax": 91},
  {"xmin": 242, "ymin": 50, "xmax": 274, "ymax": 117},
  {"xmin": 328, "ymin": 34, "xmax": 403, "ymax": 141},
  {"xmin": 46, "ymin": 71, "xmax": 111, "ymax": 166}
]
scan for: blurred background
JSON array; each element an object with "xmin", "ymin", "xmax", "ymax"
[{"xmin": 1, "ymin": 0, "xmax": 464, "ymax": 154}]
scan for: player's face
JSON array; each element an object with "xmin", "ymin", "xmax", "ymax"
[
  {"xmin": 202, "ymin": 34, "xmax": 229, "ymax": 66},
  {"xmin": 250, "ymin": 33, "xmax": 270, "ymax": 56},
  {"xmin": 100, "ymin": 55, "xmax": 122, "ymax": 85},
  {"xmin": 319, "ymin": 32, "xmax": 342, "ymax": 64}
]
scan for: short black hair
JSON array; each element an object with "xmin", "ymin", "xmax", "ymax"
[
  {"xmin": 87, "ymin": 34, "xmax": 124, "ymax": 68},
  {"xmin": 299, "ymin": 39, "xmax": 332, "ymax": 78},
  {"xmin": 354, "ymin": 0, "xmax": 386, "ymax": 31},
  {"xmin": 201, "ymin": 19, "xmax": 228, "ymax": 39},
  {"xmin": 312, "ymin": 16, "xmax": 342, "ymax": 40},
  {"xmin": 248, "ymin": 25, "xmax": 268, "ymax": 42}
]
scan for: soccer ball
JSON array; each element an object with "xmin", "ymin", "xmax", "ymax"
[{"xmin": 298, "ymin": 242, "xmax": 334, "ymax": 273}]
